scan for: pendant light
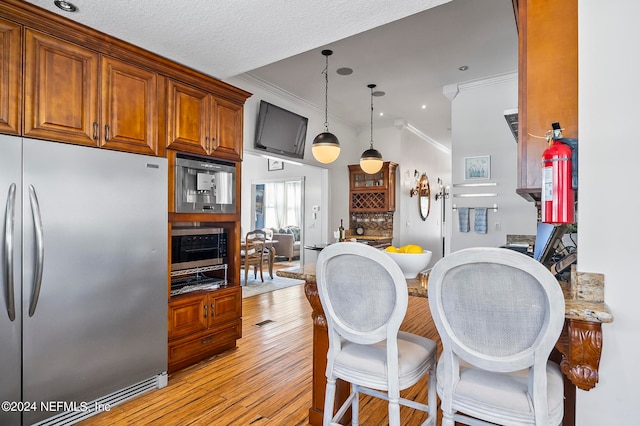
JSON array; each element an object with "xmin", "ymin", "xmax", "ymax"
[
  {"xmin": 312, "ymin": 50, "xmax": 341, "ymax": 164},
  {"xmin": 360, "ymin": 84, "xmax": 384, "ymax": 174}
]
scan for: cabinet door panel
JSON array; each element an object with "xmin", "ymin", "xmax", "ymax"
[
  {"xmin": 209, "ymin": 288, "xmax": 242, "ymax": 327},
  {"xmin": 24, "ymin": 29, "xmax": 98, "ymax": 146},
  {"xmin": 101, "ymin": 57, "xmax": 158, "ymax": 155},
  {"xmin": 0, "ymin": 18, "xmax": 21, "ymax": 135},
  {"xmin": 168, "ymin": 295, "xmax": 208, "ymax": 340},
  {"xmin": 166, "ymin": 79, "xmax": 209, "ymax": 155},
  {"xmin": 212, "ymin": 97, "xmax": 242, "ymax": 161}
]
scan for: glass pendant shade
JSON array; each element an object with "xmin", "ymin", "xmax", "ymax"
[
  {"xmin": 360, "ymin": 83, "xmax": 384, "ymax": 174},
  {"xmin": 312, "ymin": 132, "xmax": 341, "ymax": 164},
  {"xmin": 360, "ymin": 147, "xmax": 383, "ymax": 174},
  {"xmin": 312, "ymin": 49, "xmax": 340, "ymax": 164}
]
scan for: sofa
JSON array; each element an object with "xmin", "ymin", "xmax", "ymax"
[{"xmin": 270, "ymin": 226, "xmax": 301, "ymax": 261}]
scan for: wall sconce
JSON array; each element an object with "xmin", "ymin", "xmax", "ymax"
[
  {"xmin": 435, "ymin": 177, "xmax": 450, "ymax": 201},
  {"xmin": 410, "ymin": 170, "xmax": 430, "ymax": 197}
]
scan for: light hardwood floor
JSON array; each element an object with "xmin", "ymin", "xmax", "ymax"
[{"xmin": 79, "ymin": 283, "xmax": 441, "ymax": 425}]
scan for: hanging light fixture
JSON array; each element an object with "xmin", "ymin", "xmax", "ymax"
[
  {"xmin": 311, "ymin": 50, "xmax": 341, "ymax": 164},
  {"xmin": 360, "ymin": 84, "xmax": 384, "ymax": 174}
]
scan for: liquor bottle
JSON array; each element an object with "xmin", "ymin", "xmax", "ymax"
[{"xmin": 338, "ymin": 219, "xmax": 345, "ymax": 242}]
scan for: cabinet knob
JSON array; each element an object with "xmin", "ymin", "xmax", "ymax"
[
  {"xmin": 211, "ymin": 137, "xmax": 216, "ymax": 150},
  {"xmin": 104, "ymin": 124, "xmax": 110, "ymax": 141},
  {"xmin": 205, "ymin": 136, "xmax": 210, "ymax": 150},
  {"xmin": 93, "ymin": 122, "xmax": 98, "ymax": 140},
  {"xmin": 203, "ymin": 305, "xmax": 208, "ymax": 318}
]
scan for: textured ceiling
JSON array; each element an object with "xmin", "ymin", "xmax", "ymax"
[
  {"xmin": 24, "ymin": 0, "xmax": 517, "ymax": 149},
  {"xmin": 25, "ymin": 0, "xmax": 449, "ymax": 79}
]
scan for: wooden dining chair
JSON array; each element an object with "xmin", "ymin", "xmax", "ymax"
[{"xmin": 241, "ymin": 229, "xmax": 268, "ymax": 285}]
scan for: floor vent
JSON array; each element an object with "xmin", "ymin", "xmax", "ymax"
[
  {"xmin": 254, "ymin": 319, "xmax": 275, "ymax": 327},
  {"xmin": 33, "ymin": 373, "xmax": 167, "ymax": 426}
]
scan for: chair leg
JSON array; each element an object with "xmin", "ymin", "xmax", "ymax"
[
  {"xmin": 427, "ymin": 357, "xmax": 437, "ymax": 422},
  {"xmin": 388, "ymin": 392, "xmax": 401, "ymax": 426},
  {"xmin": 351, "ymin": 384, "xmax": 359, "ymax": 426},
  {"xmin": 324, "ymin": 377, "xmax": 337, "ymax": 426}
]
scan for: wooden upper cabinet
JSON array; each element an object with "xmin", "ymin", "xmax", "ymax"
[
  {"xmin": 24, "ymin": 28, "xmax": 99, "ymax": 146},
  {"xmin": 100, "ymin": 57, "xmax": 158, "ymax": 155},
  {"xmin": 167, "ymin": 78, "xmax": 243, "ymax": 161},
  {"xmin": 348, "ymin": 162, "xmax": 397, "ymax": 212},
  {"xmin": 213, "ymin": 97, "xmax": 243, "ymax": 161},
  {"xmin": 24, "ymin": 29, "xmax": 159, "ymax": 155},
  {"xmin": 166, "ymin": 79, "xmax": 209, "ymax": 155},
  {"xmin": 0, "ymin": 18, "xmax": 21, "ymax": 135},
  {"xmin": 517, "ymin": 0, "xmax": 578, "ymax": 202}
]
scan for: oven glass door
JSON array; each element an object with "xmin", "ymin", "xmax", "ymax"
[{"xmin": 171, "ymin": 229, "xmax": 226, "ymax": 270}]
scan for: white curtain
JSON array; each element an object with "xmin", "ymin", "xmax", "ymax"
[{"xmin": 264, "ymin": 180, "xmax": 301, "ymax": 229}]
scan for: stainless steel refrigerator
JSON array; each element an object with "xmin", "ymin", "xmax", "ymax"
[{"xmin": 1, "ymin": 135, "xmax": 168, "ymax": 425}]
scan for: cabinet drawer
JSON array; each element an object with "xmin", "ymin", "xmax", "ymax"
[{"xmin": 168, "ymin": 321, "xmax": 241, "ymax": 364}]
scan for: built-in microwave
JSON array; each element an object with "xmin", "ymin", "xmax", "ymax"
[
  {"xmin": 171, "ymin": 226, "xmax": 228, "ymax": 271},
  {"xmin": 174, "ymin": 154, "xmax": 236, "ymax": 213}
]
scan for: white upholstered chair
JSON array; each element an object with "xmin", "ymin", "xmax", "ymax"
[
  {"xmin": 428, "ymin": 247, "xmax": 566, "ymax": 426},
  {"xmin": 316, "ymin": 242, "xmax": 438, "ymax": 426}
]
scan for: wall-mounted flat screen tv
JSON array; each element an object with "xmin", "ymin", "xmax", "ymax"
[{"xmin": 254, "ymin": 100, "xmax": 308, "ymax": 159}]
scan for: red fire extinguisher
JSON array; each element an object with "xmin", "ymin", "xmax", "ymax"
[{"xmin": 541, "ymin": 122, "xmax": 574, "ymax": 224}]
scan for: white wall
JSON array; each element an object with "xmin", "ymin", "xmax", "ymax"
[
  {"xmin": 395, "ymin": 127, "xmax": 451, "ymax": 265},
  {"xmin": 576, "ymin": 2, "xmax": 639, "ymax": 423},
  {"xmin": 449, "ymin": 74, "xmax": 537, "ymax": 252},
  {"xmin": 226, "ymin": 74, "xmax": 361, "ymax": 245}
]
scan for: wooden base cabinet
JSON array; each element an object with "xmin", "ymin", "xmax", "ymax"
[{"xmin": 168, "ymin": 286, "xmax": 242, "ymax": 373}]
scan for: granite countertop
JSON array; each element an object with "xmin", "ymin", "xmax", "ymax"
[{"xmin": 277, "ymin": 265, "xmax": 613, "ymax": 324}]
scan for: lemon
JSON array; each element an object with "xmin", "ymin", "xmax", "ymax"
[
  {"xmin": 385, "ymin": 246, "xmax": 398, "ymax": 252},
  {"xmin": 405, "ymin": 244, "xmax": 423, "ymax": 254}
]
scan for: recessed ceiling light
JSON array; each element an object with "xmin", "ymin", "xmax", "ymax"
[
  {"xmin": 336, "ymin": 67, "xmax": 353, "ymax": 75},
  {"xmin": 379, "ymin": 112, "xmax": 384, "ymax": 116},
  {"xmin": 458, "ymin": 65, "xmax": 469, "ymax": 71},
  {"xmin": 54, "ymin": 0, "xmax": 78, "ymax": 12},
  {"xmin": 421, "ymin": 105, "xmax": 427, "ymax": 109}
]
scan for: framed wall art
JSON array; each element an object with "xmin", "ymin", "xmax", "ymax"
[
  {"xmin": 268, "ymin": 159, "xmax": 284, "ymax": 171},
  {"xmin": 464, "ymin": 155, "xmax": 491, "ymax": 180}
]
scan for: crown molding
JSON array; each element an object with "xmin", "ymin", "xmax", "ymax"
[
  {"xmin": 443, "ymin": 71, "xmax": 518, "ymax": 100},
  {"xmin": 394, "ymin": 119, "xmax": 451, "ymax": 154}
]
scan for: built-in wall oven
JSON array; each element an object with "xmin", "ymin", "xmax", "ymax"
[
  {"xmin": 171, "ymin": 226, "xmax": 227, "ymax": 271},
  {"xmin": 170, "ymin": 226, "xmax": 228, "ymax": 295}
]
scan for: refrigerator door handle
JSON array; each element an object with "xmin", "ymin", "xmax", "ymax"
[
  {"xmin": 3, "ymin": 183, "xmax": 16, "ymax": 321},
  {"xmin": 28, "ymin": 184, "xmax": 44, "ymax": 317}
]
